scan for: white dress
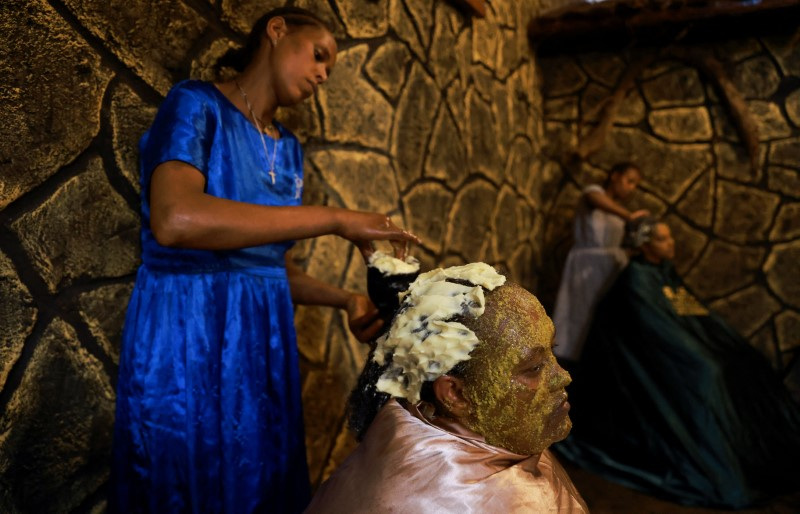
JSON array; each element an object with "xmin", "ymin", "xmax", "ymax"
[{"xmin": 552, "ymin": 184, "xmax": 628, "ymax": 361}]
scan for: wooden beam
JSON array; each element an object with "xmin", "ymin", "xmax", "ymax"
[{"xmin": 450, "ymin": 0, "xmax": 487, "ymax": 18}]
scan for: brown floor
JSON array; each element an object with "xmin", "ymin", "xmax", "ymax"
[{"xmin": 560, "ymin": 459, "xmax": 800, "ymax": 513}]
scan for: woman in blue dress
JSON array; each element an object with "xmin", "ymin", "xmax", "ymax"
[{"xmin": 110, "ymin": 7, "xmax": 419, "ymax": 513}]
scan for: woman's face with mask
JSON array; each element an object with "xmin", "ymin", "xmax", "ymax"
[{"xmin": 461, "ymin": 284, "xmax": 572, "ymax": 455}]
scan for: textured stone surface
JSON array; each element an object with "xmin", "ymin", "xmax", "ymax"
[
  {"xmin": 786, "ymin": 88, "xmax": 800, "ymax": 128},
  {"xmin": 445, "ymin": 180, "xmax": 498, "ymax": 260},
  {"xmin": 541, "ymin": 56, "xmax": 587, "ymax": 97},
  {"xmin": 648, "ymin": 107, "xmax": 713, "ymax": 142},
  {"xmin": 716, "ymin": 141, "xmax": 761, "ymax": 183},
  {"xmin": 295, "ymin": 304, "xmax": 334, "ymax": 365},
  {"xmin": 641, "ymin": 67, "xmax": 705, "ymax": 108},
  {"xmin": 545, "ymin": 96, "xmax": 579, "ymax": 121},
  {"xmin": 110, "ymin": 83, "xmax": 157, "ymax": 189},
  {"xmin": 467, "ymin": 90, "xmax": 502, "ymax": 183},
  {"xmin": 424, "ymin": 107, "xmax": 469, "ymax": 188},
  {"xmin": 675, "ymin": 170, "xmax": 713, "ymax": 228},
  {"xmin": 11, "ymin": 157, "xmax": 139, "ymax": 293},
  {"xmin": 715, "ymin": 180, "xmax": 780, "ymax": 244},
  {"xmin": 589, "ymin": 127, "xmax": 712, "ymax": 202},
  {"xmin": 492, "ymin": 186, "xmax": 521, "ymax": 259},
  {"xmin": 710, "ymin": 285, "xmax": 781, "ymax": 339},
  {"xmin": 392, "ymin": 63, "xmax": 439, "ymax": 191},
  {"xmin": 767, "ymin": 166, "xmax": 800, "ymax": 198},
  {"xmin": 505, "ymin": 137, "xmax": 536, "ymax": 189},
  {"xmin": 364, "ymin": 40, "xmax": 412, "ymax": 100},
  {"xmin": 683, "ymin": 240, "xmax": 764, "ymax": 298},
  {"xmin": 748, "ymin": 101, "xmax": 792, "ymax": 140},
  {"xmin": 335, "ymin": 0, "xmax": 388, "ymax": 38},
  {"xmin": 77, "ymin": 283, "xmax": 133, "ymax": 364},
  {"xmin": 310, "ymin": 149, "xmax": 399, "ymax": 214},
  {"xmin": 775, "ymin": 310, "xmax": 800, "ymax": 352},
  {"xmin": 318, "ymin": 45, "xmax": 392, "ymax": 148},
  {"xmin": 770, "ymin": 203, "xmax": 800, "ymax": 242},
  {"xmin": 734, "ymin": 56, "xmax": 781, "ymax": 99},
  {"xmin": 0, "ymin": 0, "xmax": 112, "ymax": 210},
  {"xmin": 0, "ymin": 250, "xmax": 36, "ymax": 390},
  {"xmin": 616, "ymin": 87, "xmax": 646, "ymax": 125},
  {"xmin": 764, "ymin": 242, "xmax": 800, "ymax": 309},
  {"xmin": 770, "ymin": 137, "xmax": 800, "ymax": 168},
  {"xmin": 0, "ymin": 318, "xmax": 114, "ymax": 512},
  {"xmin": 428, "ymin": 4, "xmax": 460, "ymax": 88},
  {"xmin": 62, "ymin": 0, "xmax": 207, "ymax": 95},
  {"xmin": 581, "ymin": 83, "xmax": 612, "ymax": 122},
  {"xmin": 389, "ymin": 0, "xmax": 425, "ymax": 61}
]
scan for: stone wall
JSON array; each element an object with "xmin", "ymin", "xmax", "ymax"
[
  {"xmin": 0, "ymin": 0, "xmax": 547, "ymax": 510},
  {"xmin": 537, "ymin": 35, "xmax": 800, "ymax": 386}
]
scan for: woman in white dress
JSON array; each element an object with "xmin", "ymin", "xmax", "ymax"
[{"xmin": 552, "ymin": 162, "xmax": 647, "ymax": 364}]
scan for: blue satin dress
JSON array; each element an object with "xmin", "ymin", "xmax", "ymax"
[{"xmin": 111, "ymin": 80, "xmax": 310, "ymax": 513}]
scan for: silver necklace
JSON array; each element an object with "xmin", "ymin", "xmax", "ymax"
[{"xmin": 235, "ymin": 80, "xmax": 278, "ymax": 185}]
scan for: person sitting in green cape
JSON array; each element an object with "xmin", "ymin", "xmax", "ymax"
[{"xmin": 554, "ymin": 217, "xmax": 800, "ymax": 509}]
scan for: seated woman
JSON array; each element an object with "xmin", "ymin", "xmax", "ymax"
[
  {"xmin": 306, "ymin": 262, "xmax": 587, "ymax": 513},
  {"xmin": 555, "ymin": 218, "xmax": 800, "ymax": 509}
]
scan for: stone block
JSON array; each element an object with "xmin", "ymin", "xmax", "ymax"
[
  {"xmin": 578, "ymin": 53, "xmax": 626, "ymax": 88},
  {"xmin": 491, "ymin": 83, "xmax": 513, "ymax": 162},
  {"xmin": 77, "ymin": 282, "xmax": 134, "ymax": 365},
  {"xmin": 628, "ymin": 189, "xmax": 667, "ymax": 219},
  {"xmin": 786, "ymin": 88, "xmax": 800, "ymax": 128},
  {"xmin": 588, "ymin": 127, "xmax": 712, "ymax": 203},
  {"xmin": 389, "ymin": 0, "xmax": 425, "ymax": 61},
  {"xmin": 648, "ymin": 107, "xmax": 713, "ymax": 142},
  {"xmin": 404, "ymin": 0, "xmax": 433, "ymax": 50},
  {"xmin": 540, "ymin": 56, "xmax": 587, "ymax": 97},
  {"xmin": 770, "ymin": 137, "xmax": 800, "ymax": 168},
  {"xmin": 392, "ymin": 63, "xmax": 440, "ymax": 191},
  {"xmin": 747, "ymin": 101, "xmax": 791, "ymax": 140},
  {"xmin": 10, "ymin": 156, "xmax": 140, "ymax": 293},
  {"xmin": 310, "ymin": 149, "xmax": 399, "ymax": 215},
  {"xmin": 716, "ymin": 141, "xmax": 763, "ymax": 183},
  {"xmin": 641, "ymin": 67, "xmax": 705, "ymax": 108},
  {"xmin": 0, "ymin": 0, "xmax": 112, "ymax": 209},
  {"xmin": 303, "ymin": 234, "xmax": 351, "ymax": 289},
  {"xmin": 767, "ymin": 166, "xmax": 800, "ymax": 199},
  {"xmin": 295, "ymin": 305, "xmax": 334, "ymax": 365},
  {"xmin": 770, "ymin": 203, "xmax": 800, "ymax": 242},
  {"xmin": 295, "ymin": 0, "xmax": 348, "ymax": 38},
  {"xmin": 301, "ymin": 365, "xmax": 350, "ymax": 485},
  {"xmin": 110, "ymin": 83, "xmax": 157, "ymax": 190},
  {"xmin": 509, "ymin": 243, "xmax": 535, "ymax": 292},
  {"xmin": 62, "ymin": 0, "xmax": 207, "ymax": 95},
  {"xmin": 335, "ymin": 0, "xmax": 388, "ymax": 38},
  {"xmin": 775, "ymin": 310, "xmax": 800, "ymax": 352},
  {"xmin": 429, "ymin": 4, "xmax": 460, "ymax": 89},
  {"xmin": 714, "ymin": 180, "xmax": 780, "ymax": 244},
  {"xmin": 275, "ymin": 97, "xmax": 322, "ymax": 145},
  {"xmin": 683, "ymin": 240, "xmax": 764, "ymax": 298},
  {"xmin": 544, "ymin": 96, "xmax": 579, "ymax": 122},
  {"xmin": 467, "ymin": 90, "xmax": 502, "ymax": 183},
  {"xmin": 733, "ymin": 56, "xmax": 781, "ymax": 99},
  {"xmin": 365, "ymin": 41, "xmax": 412, "ymax": 101},
  {"xmin": 0, "ymin": 250, "xmax": 36, "ymax": 391},
  {"xmin": 445, "ymin": 179, "xmax": 498, "ymax": 259},
  {"xmin": 764, "ymin": 242, "xmax": 800, "ymax": 309},
  {"xmin": 715, "ymin": 38, "xmax": 763, "ymax": 63},
  {"xmin": 675, "ymin": 170, "xmax": 713, "ymax": 228},
  {"xmin": 505, "ymin": 137, "xmax": 535, "ymax": 189},
  {"xmin": 663, "ymin": 213, "xmax": 706, "ymax": 277},
  {"xmin": 318, "ymin": 44, "xmax": 392, "ymax": 149},
  {"xmin": 710, "ymin": 104, "xmax": 740, "ymax": 143},
  {"xmin": 190, "ymin": 37, "xmax": 237, "ymax": 83},
  {"xmin": 709, "ymin": 285, "xmax": 780, "ymax": 339},
  {"xmin": 403, "ymin": 181, "xmax": 454, "ymax": 254},
  {"xmin": 492, "ymin": 186, "xmax": 521, "ymax": 259},
  {"xmin": 0, "ymin": 318, "xmax": 114, "ymax": 512},
  {"xmin": 425, "ymin": 106, "xmax": 469, "ymax": 188}
]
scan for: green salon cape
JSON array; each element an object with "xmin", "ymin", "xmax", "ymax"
[{"xmin": 554, "ymin": 258, "xmax": 800, "ymax": 509}]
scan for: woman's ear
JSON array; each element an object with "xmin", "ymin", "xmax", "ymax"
[
  {"xmin": 266, "ymin": 16, "xmax": 288, "ymax": 45},
  {"xmin": 432, "ymin": 375, "xmax": 470, "ymax": 419}
]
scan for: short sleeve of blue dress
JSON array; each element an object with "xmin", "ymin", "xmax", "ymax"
[{"xmin": 112, "ymin": 80, "xmax": 311, "ymax": 513}]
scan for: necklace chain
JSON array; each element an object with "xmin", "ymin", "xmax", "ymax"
[{"xmin": 235, "ymin": 80, "xmax": 278, "ymax": 185}]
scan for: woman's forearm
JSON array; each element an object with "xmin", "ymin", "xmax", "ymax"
[{"xmin": 285, "ymin": 257, "xmax": 351, "ymax": 307}]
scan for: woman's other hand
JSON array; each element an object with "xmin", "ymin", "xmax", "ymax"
[
  {"xmin": 346, "ymin": 293, "xmax": 384, "ymax": 343},
  {"xmin": 627, "ymin": 209, "xmax": 650, "ymax": 221}
]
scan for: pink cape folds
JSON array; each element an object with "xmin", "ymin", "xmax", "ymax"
[{"xmin": 306, "ymin": 400, "xmax": 588, "ymax": 513}]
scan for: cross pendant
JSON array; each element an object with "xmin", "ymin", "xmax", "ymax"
[{"xmin": 268, "ymin": 169, "xmax": 276, "ymax": 184}]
